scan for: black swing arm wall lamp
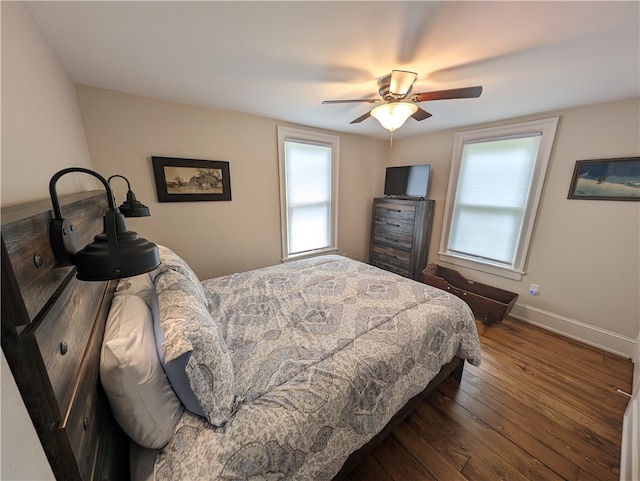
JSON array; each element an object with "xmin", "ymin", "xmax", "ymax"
[
  {"xmin": 49, "ymin": 167, "xmax": 160, "ymax": 281},
  {"xmin": 107, "ymin": 174, "xmax": 151, "ymax": 217}
]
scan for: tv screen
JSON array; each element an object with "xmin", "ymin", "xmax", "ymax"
[{"xmin": 384, "ymin": 164, "xmax": 431, "ymax": 198}]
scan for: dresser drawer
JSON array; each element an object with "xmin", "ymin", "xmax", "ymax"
[
  {"xmin": 65, "ymin": 374, "xmax": 102, "ymax": 481},
  {"xmin": 375, "ymin": 202, "xmax": 416, "ymax": 217},
  {"xmin": 372, "ymin": 229, "xmax": 413, "ymax": 252},
  {"xmin": 373, "ymin": 210, "xmax": 415, "ymax": 234},
  {"xmin": 371, "ymin": 255, "xmax": 410, "ymax": 277},
  {"xmin": 35, "ymin": 278, "xmax": 107, "ymax": 416},
  {"xmin": 374, "ymin": 200, "xmax": 417, "ymax": 215},
  {"xmin": 371, "ymin": 244, "xmax": 411, "ymax": 276}
]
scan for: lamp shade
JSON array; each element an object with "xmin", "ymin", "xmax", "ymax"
[
  {"xmin": 118, "ymin": 190, "xmax": 151, "ymax": 217},
  {"xmin": 108, "ymin": 174, "xmax": 151, "ymax": 217},
  {"xmin": 49, "ymin": 167, "xmax": 160, "ymax": 281},
  {"xmin": 371, "ymin": 102, "xmax": 418, "ymax": 131},
  {"xmin": 74, "ymin": 210, "xmax": 160, "ymax": 281}
]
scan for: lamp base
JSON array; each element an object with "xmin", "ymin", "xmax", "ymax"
[{"xmin": 50, "ymin": 218, "xmax": 80, "ymax": 266}]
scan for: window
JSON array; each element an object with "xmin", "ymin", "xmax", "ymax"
[
  {"xmin": 277, "ymin": 126, "xmax": 339, "ymax": 260},
  {"xmin": 439, "ymin": 117, "xmax": 558, "ymax": 280}
]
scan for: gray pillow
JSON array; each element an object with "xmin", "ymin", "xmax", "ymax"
[
  {"xmin": 152, "ymin": 291, "xmax": 205, "ymax": 417},
  {"xmin": 153, "ymin": 268, "xmax": 235, "ymax": 426},
  {"xmin": 156, "ymin": 245, "xmax": 208, "ymax": 306}
]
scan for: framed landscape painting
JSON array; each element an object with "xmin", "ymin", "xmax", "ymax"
[
  {"xmin": 568, "ymin": 157, "xmax": 640, "ymax": 201},
  {"xmin": 152, "ymin": 156, "xmax": 232, "ymax": 202}
]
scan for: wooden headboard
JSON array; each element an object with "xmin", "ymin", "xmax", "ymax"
[{"xmin": 1, "ymin": 191, "xmax": 129, "ymax": 481}]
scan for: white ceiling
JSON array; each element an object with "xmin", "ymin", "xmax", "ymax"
[{"xmin": 24, "ymin": 1, "xmax": 640, "ymax": 140}]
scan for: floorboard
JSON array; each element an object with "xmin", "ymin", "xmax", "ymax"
[{"xmin": 345, "ymin": 317, "xmax": 633, "ymax": 481}]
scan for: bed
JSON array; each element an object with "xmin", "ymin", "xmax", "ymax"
[{"xmin": 1, "ymin": 190, "xmax": 481, "ymax": 481}]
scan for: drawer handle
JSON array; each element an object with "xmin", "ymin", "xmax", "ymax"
[
  {"xmin": 60, "ymin": 342, "xmax": 68, "ymax": 355},
  {"xmin": 33, "ymin": 254, "xmax": 44, "ymax": 268},
  {"xmin": 83, "ymin": 418, "xmax": 89, "ymax": 431}
]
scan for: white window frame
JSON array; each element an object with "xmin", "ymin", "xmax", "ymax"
[
  {"xmin": 438, "ymin": 117, "xmax": 559, "ymax": 280},
  {"xmin": 277, "ymin": 126, "xmax": 339, "ymax": 261}
]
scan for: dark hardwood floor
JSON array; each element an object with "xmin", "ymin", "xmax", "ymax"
[{"xmin": 345, "ymin": 317, "xmax": 634, "ymax": 481}]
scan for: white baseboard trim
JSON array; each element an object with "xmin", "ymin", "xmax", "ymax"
[
  {"xmin": 621, "ymin": 333, "xmax": 639, "ymax": 481},
  {"xmin": 620, "ymin": 396, "xmax": 638, "ymax": 481},
  {"xmin": 510, "ymin": 302, "xmax": 636, "ymax": 358}
]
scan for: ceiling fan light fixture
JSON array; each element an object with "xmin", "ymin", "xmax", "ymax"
[{"xmin": 370, "ymin": 102, "xmax": 418, "ymax": 132}]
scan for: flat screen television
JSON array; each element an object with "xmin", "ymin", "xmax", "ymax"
[{"xmin": 384, "ymin": 164, "xmax": 431, "ymax": 198}]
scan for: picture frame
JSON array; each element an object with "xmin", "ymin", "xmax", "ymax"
[
  {"xmin": 567, "ymin": 157, "xmax": 640, "ymax": 201},
  {"xmin": 152, "ymin": 156, "xmax": 231, "ymax": 202}
]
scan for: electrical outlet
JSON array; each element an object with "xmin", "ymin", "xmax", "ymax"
[{"xmin": 529, "ymin": 283, "xmax": 540, "ymax": 295}]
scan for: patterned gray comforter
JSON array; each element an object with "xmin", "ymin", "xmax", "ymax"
[{"xmin": 154, "ymin": 255, "xmax": 481, "ymax": 480}]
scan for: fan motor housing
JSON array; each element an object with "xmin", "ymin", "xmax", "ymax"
[{"xmin": 378, "ymin": 73, "xmax": 412, "ymax": 99}]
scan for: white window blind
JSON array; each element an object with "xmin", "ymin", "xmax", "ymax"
[
  {"xmin": 277, "ymin": 126, "xmax": 339, "ymax": 260},
  {"xmin": 439, "ymin": 117, "xmax": 558, "ymax": 280},
  {"xmin": 284, "ymin": 140, "xmax": 332, "ymax": 254},
  {"xmin": 449, "ymin": 135, "xmax": 541, "ymax": 265}
]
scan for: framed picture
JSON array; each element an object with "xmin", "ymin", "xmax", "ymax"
[
  {"xmin": 152, "ymin": 156, "xmax": 231, "ymax": 202},
  {"xmin": 568, "ymin": 157, "xmax": 640, "ymax": 201}
]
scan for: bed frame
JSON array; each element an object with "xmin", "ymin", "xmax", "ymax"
[
  {"xmin": 1, "ymin": 191, "xmax": 128, "ymax": 481},
  {"xmin": 1, "ymin": 190, "xmax": 463, "ymax": 481}
]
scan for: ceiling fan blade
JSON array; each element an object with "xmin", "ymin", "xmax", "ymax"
[
  {"xmin": 411, "ymin": 107, "xmax": 433, "ymax": 121},
  {"xmin": 322, "ymin": 99, "xmax": 381, "ymax": 104},
  {"xmin": 411, "ymin": 86, "xmax": 483, "ymax": 102},
  {"xmin": 389, "ymin": 70, "xmax": 417, "ymax": 97},
  {"xmin": 350, "ymin": 111, "xmax": 372, "ymax": 124}
]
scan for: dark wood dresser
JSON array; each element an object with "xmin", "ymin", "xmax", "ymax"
[{"xmin": 369, "ymin": 197, "xmax": 435, "ymax": 280}]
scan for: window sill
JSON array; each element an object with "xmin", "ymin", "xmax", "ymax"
[
  {"xmin": 282, "ymin": 247, "xmax": 339, "ymax": 263},
  {"xmin": 437, "ymin": 252, "xmax": 524, "ymax": 281}
]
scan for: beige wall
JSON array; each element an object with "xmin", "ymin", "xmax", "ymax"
[
  {"xmin": 75, "ymin": 85, "xmax": 385, "ymax": 280},
  {"xmin": 390, "ymin": 99, "xmax": 640, "ymax": 351},
  {"xmin": 0, "ymin": 2, "xmax": 96, "ymax": 208}
]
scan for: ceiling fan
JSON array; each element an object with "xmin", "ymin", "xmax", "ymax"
[{"xmin": 322, "ymin": 70, "xmax": 482, "ymax": 132}]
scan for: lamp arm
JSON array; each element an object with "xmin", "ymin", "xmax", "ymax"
[
  {"xmin": 49, "ymin": 167, "xmax": 118, "ymax": 266},
  {"xmin": 107, "ymin": 174, "xmax": 132, "ymax": 192},
  {"xmin": 50, "ymin": 167, "xmax": 117, "ymax": 219}
]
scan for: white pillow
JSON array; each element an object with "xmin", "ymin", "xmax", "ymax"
[
  {"xmin": 100, "ymin": 295, "xmax": 183, "ymax": 449},
  {"xmin": 114, "ymin": 273, "xmax": 155, "ymax": 307}
]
